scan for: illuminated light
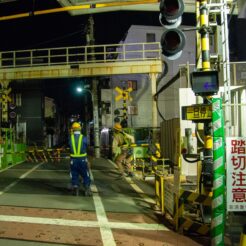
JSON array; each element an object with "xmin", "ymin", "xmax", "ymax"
[
  {"xmin": 76, "ymin": 87, "xmax": 82, "ymax": 93},
  {"xmin": 101, "ymin": 128, "xmax": 109, "ymax": 133}
]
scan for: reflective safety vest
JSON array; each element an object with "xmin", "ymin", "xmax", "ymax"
[{"xmin": 70, "ymin": 134, "xmax": 87, "ymax": 158}]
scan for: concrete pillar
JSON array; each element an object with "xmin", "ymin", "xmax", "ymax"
[{"xmin": 150, "ymin": 73, "xmax": 158, "ymax": 128}]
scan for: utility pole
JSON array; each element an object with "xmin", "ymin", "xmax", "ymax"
[{"xmin": 86, "ymin": 15, "xmax": 100, "ymax": 158}]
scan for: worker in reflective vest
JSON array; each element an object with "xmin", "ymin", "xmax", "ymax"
[
  {"xmin": 69, "ymin": 122, "xmax": 91, "ymax": 196},
  {"xmin": 112, "ymin": 123, "xmax": 135, "ymax": 177}
]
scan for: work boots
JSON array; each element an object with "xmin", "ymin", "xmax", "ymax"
[
  {"xmin": 72, "ymin": 186, "xmax": 79, "ymax": 196},
  {"xmin": 84, "ymin": 186, "xmax": 92, "ymax": 197},
  {"xmin": 71, "ymin": 186, "xmax": 92, "ymax": 197}
]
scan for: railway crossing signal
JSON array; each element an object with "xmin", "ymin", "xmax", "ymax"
[
  {"xmin": 114, "ymin": 86, "xmax": 132, "ymax": 127},
  {"xmin": 159, "ymin": 0, "xmax": 186, "ymax": 60}
]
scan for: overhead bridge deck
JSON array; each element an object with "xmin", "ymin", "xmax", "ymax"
[{"xmin": 0, "ymin": 42, "xmax": 163, "ymax": 80}]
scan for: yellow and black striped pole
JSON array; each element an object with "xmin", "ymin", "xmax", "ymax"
[
  {"xmin": 194, "ymin": 0, "xmax": 213, "ymax": 195},
  {"xmin": 200, "ymin": 0, "xmax": 211, "ymax": 71},
  {"xmin": 122, "ymin": 91, "xmax": 128, "ymax": 127},
  {"xmin": 196, "ymin": 1, "xmax": 202, "ymax": 69},
  {"xmin": 198, "ymin": 0, "xmax": 213, "ymax": 191}
]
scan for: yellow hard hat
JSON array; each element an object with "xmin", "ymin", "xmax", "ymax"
[
  {"xmin": 113, "ymin": 123, "xmax": 122, "ymax": 131},
  {"xmin": 71, "ymin": 122, "xmax": 81, "ymax": 130}
]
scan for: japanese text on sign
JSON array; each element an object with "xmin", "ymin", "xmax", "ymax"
[
  {"xmin": 182, "ymin": 104, "xmax": 212, "ymax": 121},
  {"xmin": 226, "ymin": 137, "xmax": 246, "ymax": 211}
]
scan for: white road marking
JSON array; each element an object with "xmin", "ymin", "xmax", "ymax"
[
  {"xmin": 90, "ymin": 170, "xmax": 116, "ymax": 246},
  {"xmin": 0, "ymin": 159, "xmax": 169, "ymax": 246},
  {"xmin": 8, "ymin": 169, "xmax": 68, "ymax": 172},
  {"xmin": 108, "ymin": 159, "xmax": 155, "ymax": 204},
  {"xmin": 0, "ymin": 163, "xmax": 43, "ymax": 196},
  {"xmin": 0, "ymin": 215, "xmax": 168, "ymax": 231},
  {"xmin": 108, "ymin": 222, "xmax": 169, "ymax": 230}
]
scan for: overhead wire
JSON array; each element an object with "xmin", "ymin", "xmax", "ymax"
[{"xmin": 25, "ymin": 27, "xmax": 86, "ymax": 49}]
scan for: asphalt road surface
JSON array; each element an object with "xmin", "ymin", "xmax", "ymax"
[{"xmin": 0, "ymin": 157, "xmax": 209, "ymax": 245}]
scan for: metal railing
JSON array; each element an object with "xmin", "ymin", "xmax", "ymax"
[{"xmin": 0, "ymin": 42, "xmax": 161, "ymax": 69}]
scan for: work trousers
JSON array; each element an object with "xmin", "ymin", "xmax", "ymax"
[
  {"xmin": 70, "ymin": 158, "xmax": 91, "ymax": 188},
  {"xmin": 115, "ymin": 150, "xmax": 132, "ymax": 174}
]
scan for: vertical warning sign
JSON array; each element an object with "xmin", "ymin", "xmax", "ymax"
[{"xmin": 226, "ymin": 137, "xmax": 246, "ymax": 211}]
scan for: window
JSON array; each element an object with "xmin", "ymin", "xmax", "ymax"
[{"xmin": 146, "ymin": 33, "xmax": 156, "ymax": 43}]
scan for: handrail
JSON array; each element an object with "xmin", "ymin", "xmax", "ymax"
[{"xmin": 0, "ymin": 42, "xmax": 161, "ymax": 69}]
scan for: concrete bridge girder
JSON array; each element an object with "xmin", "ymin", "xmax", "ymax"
[{"xmin": 0, "ymin": 60, "xmax": 162, "ymax": 80}]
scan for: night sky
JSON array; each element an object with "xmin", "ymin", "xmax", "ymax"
[
  {"xmin": 0, "ymin": 0, "xmax": 196, "ymax": 51},
  {"xmin": 0, "ymin": 4, "xmax": 159, "ymax": 50},
  {"xmin": 0, "ymin": 1, "xmax": 242, "ymax": 56}
]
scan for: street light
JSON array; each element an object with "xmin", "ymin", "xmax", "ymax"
[
  {"xmin": 76, "ymin": 87, "xmax": 83, "ymax": 93},
  {"xmin": 77, "ymin": 87, "xmax": 92, "ymax": 127},
  {"xmin": 76, "ymin": 86, "xmax": 100, "ymax": 158}
]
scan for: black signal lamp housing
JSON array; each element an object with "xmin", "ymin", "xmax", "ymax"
[
  {"xmin": 159, "ymin": 0, "xmax": 184, "ymax": 28},
  {"xmin": 159, "ymin": 0, "xmax": 185, "ymax": 60},
  {"xmin": 160, "ymin": 28, "xmax": 186, "ymax": 60}
]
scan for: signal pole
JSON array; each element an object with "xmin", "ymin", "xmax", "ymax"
[
  {"xmin": 171, "ymin": 0, "xmax": 226, "ymax": 242},
  {"xmin": 86, "ymin": 15, "xmax": 100, "ymax": 158},
  {"xmin": 196, "ymin": 1, "xmax": 226, "ymax": 245},
  {"xmin": 199, "ymin": 0, "xmax": 213, "ymax": 192}
]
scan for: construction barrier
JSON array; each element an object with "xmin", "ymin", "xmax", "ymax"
[
  {"xmin": 155, "ymin": 173, "xmax": 165, "ymax": 214},
  {"xmin": 179, "ymin": 189, "xmax": 212, "ymax": 206},
  {"xmin": 155, "ymin": 173, "xmax": 177, "ymax": 218},
  {"xmin": 0, "ymin": 143, "xmax": 27, "ymax": 169},
  {"xmin": 177, "ymin": 189, "xmax": 212, "ymax": 236},
  {"xmin": 0, "ymin": 128, "xmax": 27, "ymax": 169},
  {"xmin": 26, "ymin": 146, "xmax": 70, "ymax": 163},
  {"xmin": 154, "ymin": 173, "xmax": 212, "ymax": 236},
  {"xmin": 178, "ymin": 217, "xmax": 210, "ymax": 236},
  {"xmin": 132, "ymin": 142, "xmax": 170, "ymax": 180}
]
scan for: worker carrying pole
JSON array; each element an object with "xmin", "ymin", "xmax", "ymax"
[
  {"xmin": 112, "ymin": 123, "xmax": 135, "ymax": 177},
  {"xmin": 69, "ymin": 122, "xmax": 92, "ymax": 196}
]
